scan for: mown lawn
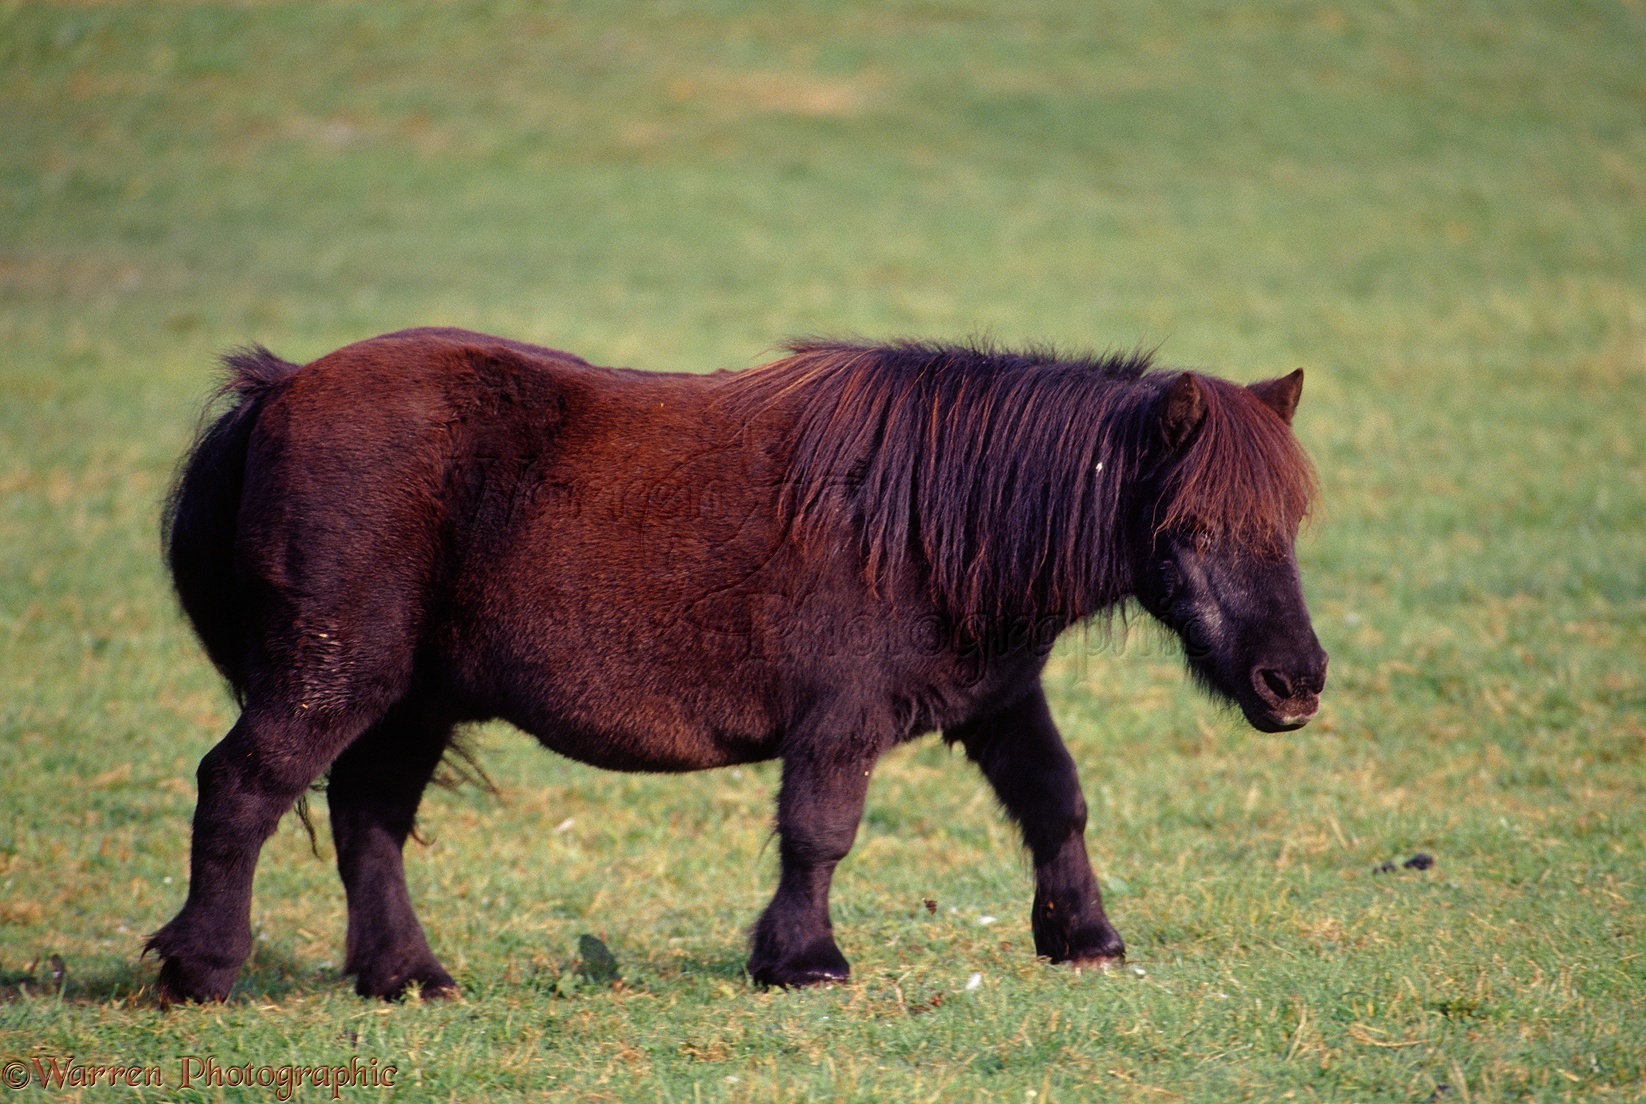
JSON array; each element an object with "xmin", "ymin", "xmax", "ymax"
[{"xmin": 2, "ymin": 2, "xmax": 1643, "ymax": 1100}]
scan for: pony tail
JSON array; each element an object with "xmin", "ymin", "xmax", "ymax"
[{"xmin": 162, "ymin": 347, "xmax": 302, "ymax": 694}]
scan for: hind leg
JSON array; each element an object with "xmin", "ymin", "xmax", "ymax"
[
  {"xmin": 327, "ymin": 699, "xmax": 456, "ymax": 999},
  {"xmin": 148, "ymin": 706, "xmax": 368, "ymax": 1004}
]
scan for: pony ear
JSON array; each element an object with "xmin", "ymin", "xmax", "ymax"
[
  {"xmin": 1248, "ymin": 368, "xmax": 1304, "ymax": 425},
  {"xmin": 1160, "ymin": 372, "xmax": 1206, "ymax": 448}
]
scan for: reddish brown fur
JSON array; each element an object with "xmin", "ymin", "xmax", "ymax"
[
  {"xmin": 148, "ymin": 327, "xmax": 1327, "ymax": 1001},
  {"xmin": 1154, "ymin": 374, "xmax": 1317, "ymax": 550}
]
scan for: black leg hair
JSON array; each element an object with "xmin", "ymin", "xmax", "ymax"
[
  {"xmin": 950, "ymin": 684, "xmax": 1125, "ymax": 965},
  {"xmin": 327, "ymin": 697, "xmax": 456, "ymax": 999},
  {"xmin": 147, "ymin": 704, "xmax": 369, "ymax": 1003},
  {"xmin": 748, "ymin": 745, "xmax": 876, "ymax": 986}
]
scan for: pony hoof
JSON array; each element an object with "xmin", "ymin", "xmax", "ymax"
[
  {"xmin": 356, "ymin": 965, "xmax": 458, "ymax": 1002},
  {"xmin": 752, "ymin": 964, "xmax": 850, "ymax": 989},
  {"xmin": 748, "ymin": 941, "xmax": 851, "ymax": 988},
  {"xmin": 406, "ymin": 979, "xmax": 460, "ymax": 1002},
  {"xmin": 1036, "ymin": 920, "xmax": 1125, "ymax": 969},
  {"xmin": 1067, "ymin": 954, "xmax": 1124, "ymax": 974},
  {"xmin": 155, "ymin": 956, "xmax": 238, "ymax": 1006}
]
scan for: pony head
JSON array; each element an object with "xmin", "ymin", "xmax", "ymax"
[{"xmin": 1133, "ymin": 369, "xmax": 1328, "ymax": 731}]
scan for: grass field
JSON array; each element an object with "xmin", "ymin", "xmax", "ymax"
[{"xmin": 2, "ymin": 1, "xmax": 1644, "ymax": 1100}]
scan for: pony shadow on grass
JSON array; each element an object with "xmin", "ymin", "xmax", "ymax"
[
  {"xmin": 1, "ymin": 944, "xmax": 322, "ymax": 1006},
  {"xmin": 652, "ymin": 949, "xmax": 752, "ymax": 986},
  {"xmin": 509, "ymin": 939, "xmax": 749, "ymax": 1001},
  {"xmin": 0, "ymin": 955, "xmax": 139, "ymax": 1005}
]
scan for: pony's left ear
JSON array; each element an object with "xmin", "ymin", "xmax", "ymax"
[{"xmin": 1248, "ymin": 368, "xmax": 1304, "ymax": 425}]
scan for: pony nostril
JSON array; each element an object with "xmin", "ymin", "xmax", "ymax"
[{"xmin": 1257, "ymin": 668, "xmax": 1291, "ymax": 702}]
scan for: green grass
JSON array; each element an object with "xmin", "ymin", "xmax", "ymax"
[{"xmin": 2, "ymin": 1, "xmax": 1643, "ymax": 1099}]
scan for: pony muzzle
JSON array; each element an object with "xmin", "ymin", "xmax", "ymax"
[{"xmin": 1249, "ymin": 660, "xmax": 1324, "ymax": 730}]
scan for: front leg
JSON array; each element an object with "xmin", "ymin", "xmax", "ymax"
[
  {"xmin": 747, "ymin": 749, "xmax": 874, "ymax": 987},
  {"xmin": 951, "ymin": 684, "xmax": 1125, "ymax": 966}
]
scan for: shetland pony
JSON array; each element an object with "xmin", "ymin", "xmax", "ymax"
[{"xmin": 149, "ymin": 329, "xmax": 1324, "ymax": 1001}]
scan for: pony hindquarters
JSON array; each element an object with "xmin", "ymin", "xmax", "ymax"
[{"xmin": 150, "ymin": 341, "xmax": 474, "ymax": 1003}]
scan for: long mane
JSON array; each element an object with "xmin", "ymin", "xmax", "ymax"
[{"xmin": 724, "ymin": 340, "xmax": 1315, "ymax": 623}]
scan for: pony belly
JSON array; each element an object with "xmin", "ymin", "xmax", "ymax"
[
  {"xmin": 513, "ymin": 708, "xmax": 779, "ymax": 773},
  {"xmin": 476, "ymin": 650, "xmax": 782, "ymax": 772}
]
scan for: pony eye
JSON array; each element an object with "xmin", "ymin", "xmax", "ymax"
[{"xmin": 1157, "ymin": 562, "xmax": 1180, "ymax": 602}]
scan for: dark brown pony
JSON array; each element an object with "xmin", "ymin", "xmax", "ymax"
[{"xmin": 149, "ymin": 328, "xmax": 1325, "ymax": 1002}]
